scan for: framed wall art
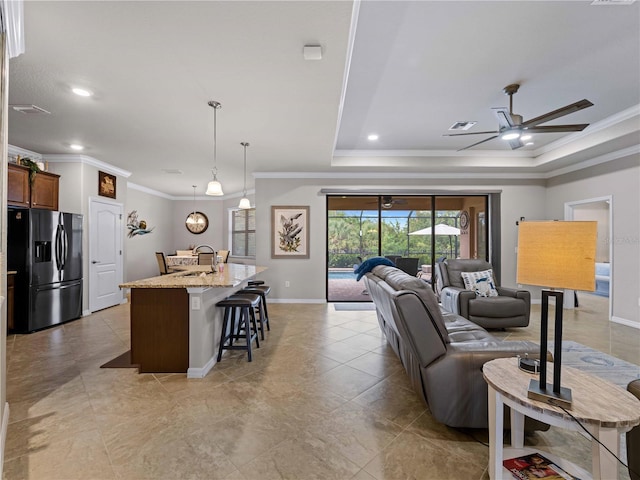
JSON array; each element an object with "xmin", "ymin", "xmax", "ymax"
[
  {"xmin": 271, "ymin": 205, "xmax": 309, "ymax": 259},
  {"xmin": 98, "ymin": 171, "xmax": 117, "ymax": 199}
]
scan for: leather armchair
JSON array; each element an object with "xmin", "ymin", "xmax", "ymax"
[{"xmin": 435, "ymin": 259, "xmax": 530, "ymax": 328}]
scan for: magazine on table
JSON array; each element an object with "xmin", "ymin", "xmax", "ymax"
[{"xmin": 503, "ymin": 452, "xmax": 581, "ymax": 480}]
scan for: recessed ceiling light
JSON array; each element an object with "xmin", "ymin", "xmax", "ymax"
[
  {"xmin": 72, "ymin": 87, "xmax": 92, "ymax": 97},
  {"xmin": 367, "ymin": 134, "xmax": 379, "ymax": 141},
  {"xmin": 70, "ymin": 144, "xmax": 84, "ymax": 151}
]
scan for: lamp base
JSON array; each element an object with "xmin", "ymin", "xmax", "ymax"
[
  {"xmin": 527, "ymin": 379, "xmax": 572, "ymax": 409},
  {"xmin": 518, "ymin": 357, "xmax": 540, "ymax": 374}
]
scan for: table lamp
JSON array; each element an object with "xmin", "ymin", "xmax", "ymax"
[{"xmin": 517, "ymin": 221, "xmax": 597, "ymax": 408}]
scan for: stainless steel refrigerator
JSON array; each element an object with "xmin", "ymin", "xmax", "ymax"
[{"xmin": 8, "ymin": 208, "xmax": 83, "ymax": 332}]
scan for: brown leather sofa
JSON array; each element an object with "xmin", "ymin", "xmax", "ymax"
[
  {"xmin": 435, "ymin": 259, "xmax": 531, "ymax": 328},
  {"xmin": 363, "ymin": 265, "xmax": 547, "ymax": 429}
]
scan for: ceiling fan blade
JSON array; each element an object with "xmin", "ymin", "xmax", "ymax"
[
  {"xmin": 524, "ymin": 124, "xmax": 589, "ymax": 133},
  {"xmin": 443, "ymin": 130, "xmax": 499, "ymax": 137},
  {"xmin": 521, "ymin": 99, "xmax": 593, "ymax": 128},
  {"xmin": 492, "ymin": 108, "xmax": 514, "ymax": 129},
  {"xmin": 458, "ymin": 135, "xmax": 499, "ymax": 151}
]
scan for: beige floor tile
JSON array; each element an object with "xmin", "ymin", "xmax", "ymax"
[
  {"xmin": 2, "ymin": 428, "xmax": 115, "ymax": 480},
  {"xmin": 318, "ymin": 364, "xmax": 383, "ymax": 400},
  {"xmin": 4, "ymin": 298, "xmax": 636, "ymax": 480},
  {"xmin": 238, "ymin": 431, "xmax": 361, "ymax": 480},
  {"xmin": 363, "ymin": 430, "xmax": 486, "ymax": 480},
  {"xmin": 352, "ymin": 377, "xmax": 427, "ymax": 428}
]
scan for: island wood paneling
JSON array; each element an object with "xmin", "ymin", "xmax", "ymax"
[{"xmin": 130, "ymin": 288, "xmax": 189, "ymax": 373}]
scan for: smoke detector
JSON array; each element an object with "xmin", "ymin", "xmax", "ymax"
[{"xmin": 303, "ymin": 45, "xmax": 322, "ymax": 61}]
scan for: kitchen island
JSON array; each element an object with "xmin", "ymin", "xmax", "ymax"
[{"xmin": 120, "ymin": 263, "xmax": 265, "ymax": 378}]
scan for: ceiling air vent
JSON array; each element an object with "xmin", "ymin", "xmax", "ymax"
[
  {"xmin": 10, "ymin": 104, "xmax": 51, "ymax": 114},
  {"xmin": 448, "ymin": 121, "xmax": 477, "ymax": 131},
  {"xmin": 161, "ymin": 169, "xmax": 183, "ymax": 174}
]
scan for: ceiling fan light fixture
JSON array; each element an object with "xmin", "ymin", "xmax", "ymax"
[
  {"xmin": 501, "ymin": 130, "xmax": 521, "ymax": 141},
  {"xmin": 520, "ymin": 134, "xmax": 532, "ymax": 141}
]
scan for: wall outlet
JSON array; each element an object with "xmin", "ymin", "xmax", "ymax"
[
  {"xmin": 285, "ymin": 281, "xmax": 290, "ymax": 288},
  {"xmin": 191, "ymin": 296, "xmax": 201, "ymax": 310}
]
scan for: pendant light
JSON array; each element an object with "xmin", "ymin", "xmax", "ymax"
[
  {"xmin": 186, "ymin": 185, "xmax": 198, "ymax": 224},
  {"xmin": 205, "ymin": 100, "xmax": 224, "ymax": 196},
  {"xmin": 238, "ymin": 142, "xmax": 251, "ymax": 209}
]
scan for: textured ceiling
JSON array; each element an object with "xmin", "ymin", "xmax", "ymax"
[{"xmin": 7, "ymin": 1, "xmax": 640, "ymax": 197}]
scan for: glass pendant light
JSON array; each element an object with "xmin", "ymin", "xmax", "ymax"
[
  {"xmin": 205, "ymin": 100, "xmax": 224, "ymax": 196},
  {"xmin": 238, "ymin": 142, "xmax": 251, "ymax": 209}
]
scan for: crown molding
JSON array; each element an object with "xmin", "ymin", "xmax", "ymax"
[
  {"xmin": 42, "ymin": 154, "xmax": 132, "ymax": 178},
  {"xmin": 253, "ymin": 171, "xmax": 545, "ymax": 180},
  {"xmin": 333, "ymin": 148, "xmax": 530, "ymax": 158},
  {"xmin": 544, "ymin": 145, "xmax": 640, "ymax": 179},
  {"xmin": 7, "ymin": 145, "xmax": 42, "ymax": 160},
  {"xmin": 127, "ymin": 182, "xmax": 174, "ymax": 200}
]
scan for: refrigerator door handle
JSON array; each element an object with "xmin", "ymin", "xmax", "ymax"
[
  {"xmin": 61, "ymin": 225, "xmax": 68, "ymax": 270},
  {"xmin": 55, "ymin": 225, "xmax": 62, "ymax": 270}
]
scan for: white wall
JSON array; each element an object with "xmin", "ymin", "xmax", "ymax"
[
  {"xmin": 124, "ymin": 187, "xmax": 175, "ymax": 281},
  {"xmin": 172, "ymin": 198, "xmax": 224, "ymax": 253},
  {"xmin": 545, "ymin": 155, "xmax": 640, "ymax": 326}
]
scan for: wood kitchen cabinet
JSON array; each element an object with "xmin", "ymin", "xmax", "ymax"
[{"xmin": 7, "ymin": 163, "xmax": 60, "ymax": 210}]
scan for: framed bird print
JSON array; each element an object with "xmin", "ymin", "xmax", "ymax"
[{"xmin": 271, "ymin": 206, "xmax": 309, "ymax": 259}]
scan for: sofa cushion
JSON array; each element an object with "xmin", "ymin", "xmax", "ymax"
[
  {"xmin": 373, "ymin": 266, "xmax": 450, "ymax": 343},
  {"xmin": 461, "ymin": 269, "xmax": 498, "ymax": 297},
  {"xmin": 468, "ymin": 296, "xmax": 527, "ymax": 317}
]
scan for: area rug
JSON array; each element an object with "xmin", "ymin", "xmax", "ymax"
[
  {"xmin": 562, "ymin": 341, "xmax": 639, "ymax": 388},
  {"xmin": 100, "ymin": 350, "xmax": 139, "ymax": 369},
  {"xmin": 333, "ymin": 303, "xmax": 376, "ymax": 311}
]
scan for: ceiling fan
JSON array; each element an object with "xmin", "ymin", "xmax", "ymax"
[
  {"xmin": 444, "ymin": 84, "xmax": 594, "ymax": 150},
  {"xmin": 366, "ymin": 196, "xmax": 408, "ymax": 209}
]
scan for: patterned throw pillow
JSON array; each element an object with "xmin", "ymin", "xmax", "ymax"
[{"xmin": 460, "ymin": 269, "xmax": 499, "ymax": 297}]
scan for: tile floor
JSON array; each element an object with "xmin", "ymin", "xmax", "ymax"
[{"xmin": 3, "ymin": 293, "xmax": 638, "ymax": 479}]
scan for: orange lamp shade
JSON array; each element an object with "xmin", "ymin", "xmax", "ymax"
[{"xmin": 516, "ymin": 221, "xmax": 597, "ymax": 291}]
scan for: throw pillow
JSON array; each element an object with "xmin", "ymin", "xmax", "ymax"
[{"xmin": 460, "ymin": 269, "xmax": 499, "ymax": 297}]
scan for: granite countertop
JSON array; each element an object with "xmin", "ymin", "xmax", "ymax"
[{"xmin": 120, "ymin": 263, "xmax": 266, "ymax": 289}]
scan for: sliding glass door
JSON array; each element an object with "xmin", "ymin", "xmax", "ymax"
[{"xmin": 327, "ymin": 194, "xmax": 489, "ymax": 301}]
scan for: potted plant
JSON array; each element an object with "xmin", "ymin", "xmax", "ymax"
[{"xmin": 17, "ymin": 157, "xmax": 42, "ymax": 185}]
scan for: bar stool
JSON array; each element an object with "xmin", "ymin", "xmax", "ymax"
[
  {"xmin": 243, "ymin": 284, "xmax": 271, "ymax": 334},
  {"xmin": 216, "ymin": 293, "xmax": 261, "ymax": 362}
]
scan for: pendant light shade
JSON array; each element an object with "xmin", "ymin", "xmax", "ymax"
[
  {"xmin": 238, "ymin": 141, "xmax": 251, "ymax": 209},
  {"xmin": 205, "ymin": 100, "xmax": 224, "ymax": 196}
]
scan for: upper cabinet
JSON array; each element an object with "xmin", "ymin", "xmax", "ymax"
[{"xmin": 7, "ymin": 163, "xmax": 60, "ymax": 210}]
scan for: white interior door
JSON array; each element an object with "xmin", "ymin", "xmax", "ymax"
[{"xmin": 89, "ymin": 197, "xmax": 124, "ymax": 312}]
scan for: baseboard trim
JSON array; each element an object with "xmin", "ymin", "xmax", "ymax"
[
  {"xmin": 1, "ymin": 402, "xmax": 9, "ymax": 478},
  {"xmin": 187, "ymin": 356, "xmax": 216, "ymax": 379},
  {"xmin": 611, "ymin": 316, "xmax": 640, "ymax": 329}
]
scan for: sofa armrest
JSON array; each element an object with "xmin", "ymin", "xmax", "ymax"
[
  {"xmin": 440, "ymin": 286, "xmax": 475, "ymax": 317},
  {"xmin": 496, "ymin": 286, "xmax": 530, "ymax": 302},
  {"xmin": 422, "ymin": 341, "xmax": 544, "ymax": 428}
]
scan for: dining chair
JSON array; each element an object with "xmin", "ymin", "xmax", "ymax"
[
  {"xmin": 198, "ymin": 252, "xmax": 216, "ymax": 265},
  {"xmin": 155, "ymin": 252, "xmax": 176, "ymax": 275},
  {"xmin": 217, "ymin": 250, "xmax": 230, "ymax": 263}
]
